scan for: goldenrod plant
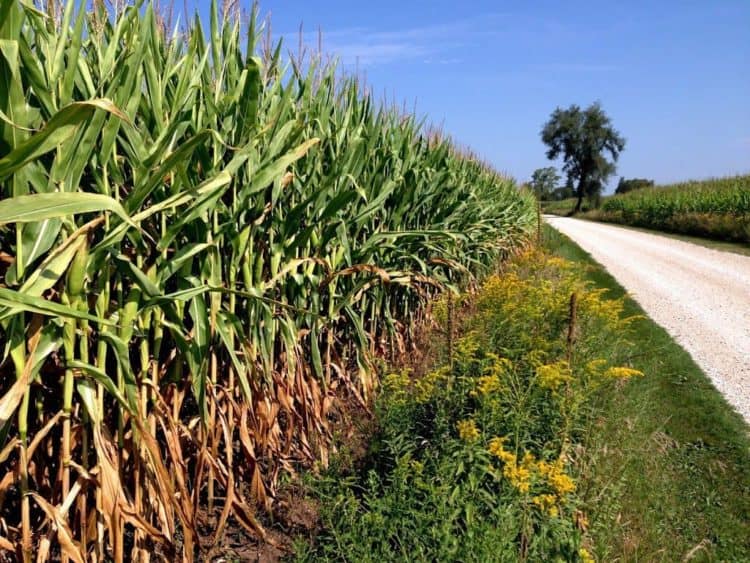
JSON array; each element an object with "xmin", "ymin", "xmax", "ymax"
[{"xmin": 300, "ymin": 249, "xmax": 643, "ymax": 561}]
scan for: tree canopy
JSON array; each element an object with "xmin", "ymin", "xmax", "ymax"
[
  {"xmin": 530, "ymin": 166, "xmax": 560, "ymax": 200},
  {"xmin": 551, "ymin": 184, "xmax": 575, "ymax": 201},
  {"xmin": 541, "ymin": 102, "xmax": 625, "ymax": 212}
]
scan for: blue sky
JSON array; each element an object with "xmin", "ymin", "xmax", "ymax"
[{"xmin": 188, "ymin": 0, "xmax": 749, "ymax": 191}]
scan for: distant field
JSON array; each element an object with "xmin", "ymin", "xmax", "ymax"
[
  {"xmin": 543, "ymin": 175, "xmax": 750, "ymax": 243},
  {"xmin": 541, "ymin": 198, "xmax": 588, "ymax": 216}
]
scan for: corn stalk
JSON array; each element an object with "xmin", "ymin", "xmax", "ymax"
[{"xmin": 0, "ymin": 0, "xmax": 536, "ymax": 560}]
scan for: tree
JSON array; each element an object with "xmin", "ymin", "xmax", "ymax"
[
  {"xmin": 551, "ymin": 185, "xmax": 574, "ymax": 201},
  {"xmin": 541, "ymin": 102, "xmax": 626, "ymax": 213},
  {"xmin": 616, "ymin": 177, "xmax": 654, "ymax": 194},
  {"xmin": 530, "ymin": 166, "xmax": 560, "ymax": 200}
]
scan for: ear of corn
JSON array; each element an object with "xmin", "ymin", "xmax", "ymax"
[{"xmin": 0, "ymin": 0, "xmax": 535, "ymax": 559}]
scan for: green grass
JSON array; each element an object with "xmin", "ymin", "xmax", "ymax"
[
  {"xmin": 544, "ymin": 226, "xmax": 750, "ymax": 561},
  {"xmin": 541, "ymin": 197, "xmax": 594, "ymax": 216}
]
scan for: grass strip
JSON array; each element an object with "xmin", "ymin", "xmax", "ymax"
[{"xmin": 545, "ymin": 226, "xmax": 750, "ymax": 561}]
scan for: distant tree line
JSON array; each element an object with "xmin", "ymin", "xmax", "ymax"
[{"xmin": 531, "ymin": 172, "xmax": 656, "ymax": 203}]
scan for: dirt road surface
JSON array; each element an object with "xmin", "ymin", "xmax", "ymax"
[{"xmin": 546, "ymin": 216, "xmax": 750, "ymax": 424}]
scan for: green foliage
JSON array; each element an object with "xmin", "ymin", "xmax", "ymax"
[
  {"xmin": 531, "ymin": 166, "xmax": 560, "ymax": 200},
  {"xmin": 0, "ymin": 0, "xmax": 536, "ymax": 557},
  {"xmin": 546, "ymin": 227, "xmax": 750, "ymax": 561},
  {"xmin": 551, "ymin": 184, "xmax": 576, "ymax": 201},
  {"xmin": 615, "ymin": 177, "xmax": 654, "ymax": 194},
  {"xmin": 541, "ymin": 103, "xmax": 625, "ymax": 212},
  {"xmin": 594, "ymin": 175, "xmax": 750, "ymax": 242},
  {"xmin": 542, "ymin": 198, "xmax": 595, "ymax": 216},
  {"xmin": 297, "ymin": 249, "xmax": 642, "ymax": 562}
]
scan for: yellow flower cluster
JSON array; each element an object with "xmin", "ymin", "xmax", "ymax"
[
  {"xmin": 492, "ymin": 355, "xmax": 513, "ymax": 373},
  {"xmin": 488, "ymin": 437, "xmax": 512, "ymax": 461},
  {"xmin": 504, "ymin": 462, "xmax": 532, "ymax": 493},
  {"xmin": 579, "ymin": 547, "xmax": 595, "ymax": 563},
  {"xmin": 545, "ymin": 256, "xmax": 573, "ymax": 270},
  {"xmin": 578, "ymin": 288, "xmax": 626, "ymax": 327},
  {"xmin": 456, "ymin": 419, "xmax": 480, "ymax": 442},
  {"xmin": 585, "ymin": 360, "xmax": 645, "ymax": 386},
  {"xmin": 536, "ymin": 361, "xmax": 573, "ymax": 390},
  {"xmin": 476, "ymin": 374, "xmax": 502, "ymax": 395},
  {"xmin": 585, "ymin": 359, "xmax": 608, "ymax": 376},
  {"xmin": 488, "ymin": 438, "xmax": 577, "ymax": 500},
  {"xmin": 455, "ymin": 333, "xmax": 481, "ymax": 365},
  {"xmin": 531, "ymin": 493, "xmax": 559, "ymax": 518},
  {"xmin": 537, "ymin": 459, "xmax": 576, "ymax": 496},
  {"xmin": 479, "ymin": 274, "xmax": 514, "ymax": 304},
  {"xmin": 470, "ymin": 354, "xmax": 512, "ymax": 397},
  {"xmin": 525, "ymin": 349, "xmax": 548, "ymax": 367},
  {"xmin": 382, "ymin": 370, "xmax": 410, "ymax": 404},
  {"xmin": 414, "ymin": 366, "xmax": 450, "ymax": 403},
  {"xmin": 432, "ymin": 296, "xmax": 448, "ymax": 327},
  {"xmin": 488, "ymin": 438, "xmax": 532, "ymax": 492},
  {"xmin": 603, "ymin": 366, "xmax": 644, "ymax": 379},
  {"xmin": 478, "ymin": 251, "xmax": 640, "ymax": 358}
]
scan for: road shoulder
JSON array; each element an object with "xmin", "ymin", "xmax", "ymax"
[{"xmin": 545, "ymin": 226, "xmax": 750, "ymax": 561}]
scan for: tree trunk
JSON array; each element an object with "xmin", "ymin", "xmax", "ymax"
[{"xmin": 572, "ymin": 176, "xmax": 585, "ymax": 215}]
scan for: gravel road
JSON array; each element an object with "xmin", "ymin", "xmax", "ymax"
[{"xmin": 546, "ymin": 216, "xmax": 750, "ymax": 424}]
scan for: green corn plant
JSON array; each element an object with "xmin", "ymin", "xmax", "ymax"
[
  {"xmin": 600, "ymin": 175, "xmax": 750, "ymax": 242},
  {"xmin": 0, "ymin": 0, "xmax": 536, "ymax": 560}
]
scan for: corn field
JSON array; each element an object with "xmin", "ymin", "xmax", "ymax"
[
  {"xmin": 0, "ymin": 0, "xmax": 536, "ymax": 560},
  {"xmin": 598, "ymin": 175, "xmax": 750, "ymax": 242},
  {"xmin": 602, "ymin": 175, "xmax": 750, "ymax": 217}
]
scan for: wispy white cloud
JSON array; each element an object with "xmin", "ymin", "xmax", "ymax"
[
  {"xmin": 278, "ymin": 14, "xmax": 615, "ymax": 73},
  {"xmin": 280, "ymin": 14, "xmax": 507, "ymax": 67},
  {"xmin": 423, "ymin": 57, "xmax": 464, "ymax": 65},
  {"xmin": 538, "ymin": 63, "xmax": 620, "ymax": 73},
  {"xmin": 323, "ymin": 38, "xmax": 432, "ymax": 66}
]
